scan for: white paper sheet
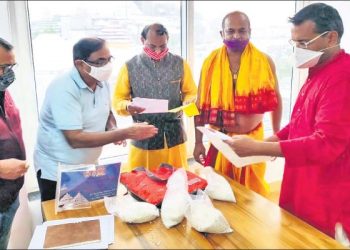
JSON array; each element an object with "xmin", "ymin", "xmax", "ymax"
[
  {"xmin": 132, "ymin": 97, "xmax": 168, "ymax": 113},
  {"xmin": 28, "ymin": 215, "xmax": 114, "ymax": 249},
  {"xmin": 196, "ymin": 126, "xmax": 273, "ymax": 167}
]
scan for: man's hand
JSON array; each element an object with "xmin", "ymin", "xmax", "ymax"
[
  {"xmin": 0, "ymin": 159, "xmax": 28, "ymax": 180},
  {"xmin": 224, "ymin": 135, "xmax": 258, "ymax": 157},
  {"xmin": 107, "ymin": 126, "xmax": 127, "ymax": 146},
  {"xmin": 114, "ymin": 140, "xmax": 127, "ymax": 147},
  {"xmin": 193, "ymin": 142, "xmax": 206, "ymax": 165},
  {"xmin": 127, "ymin": 104, "xmax": 145, "ymax": 115},
  {"xmin": 126, "ymin": 122, "xmax": 158, "ymax": 140}
]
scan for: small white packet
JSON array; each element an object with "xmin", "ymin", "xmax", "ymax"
[
  {"xmin": 104, "ymin": 194, "xmax": 159, "ymax": 223},
  {"xmin": 117, "ymin": 183, "xmax": 128, "ymax": 197},
  {"xmin": 185, "ymin": 189, "xmax": 233, "ymax": 234},
  {"xmin": 199, "ymin": 167, "xmax": 236, "ymax": 202},
  {"xmin": 161, "ymin": 168, "xmax": 191, "ymax": 228},
  {"xmin": 335, "ymin": 223, "xmax": 350, "ymax": 247}
]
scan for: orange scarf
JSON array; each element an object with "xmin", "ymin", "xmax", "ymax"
[{"xmin": 196, "ymin": 43, "xmax": 277, "ymax": 127}]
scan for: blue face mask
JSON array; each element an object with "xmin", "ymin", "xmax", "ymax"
[{"xmin": 0, "ymin": 68, "xmax": 15, "ymax": 91}]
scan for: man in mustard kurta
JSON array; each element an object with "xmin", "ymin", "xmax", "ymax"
[
  {"xmin": 113, "ymin": 23, "xmax": 197, "ymax": 171},
  {"xmin": 194, "ymin": 12, "xmax": 282, "ymax": 197}
]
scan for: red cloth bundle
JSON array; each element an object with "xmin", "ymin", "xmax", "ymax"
[{"xmin": 120, "ymin": 163, "xmax": 208, "ymax": 206}]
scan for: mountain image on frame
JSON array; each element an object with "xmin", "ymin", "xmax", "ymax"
[{"xmin": 56, "ymin": 162, "xmax": 121, "ymax": 212}]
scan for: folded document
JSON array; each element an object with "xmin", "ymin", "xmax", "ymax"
[
  {"xmin": 132, "ymin": 97, "xmax": 199, "ymax": 117},
  {"xmin": 132, "ymin": 97, "xmax": 168, "ymax": 113},
  {"xmin": 196, "ymin": 126, "xmax": 273, "ymax": 167}
]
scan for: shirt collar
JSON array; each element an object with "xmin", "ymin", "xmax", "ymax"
[{"xmin": 70, "ymin": 67, "xmax": 103, "ymax": 91}]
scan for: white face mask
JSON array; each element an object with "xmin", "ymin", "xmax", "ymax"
[
  {"xmin": 85, "ymin": 62, "xmax": 113, "ymax": 82},
  {"xmin": 294, "ymin": 47, "xmax": 324, "ymax": 69},
  {"xmin": 294, "ymin": 44, "xmax": 340, "ymax": 69}
]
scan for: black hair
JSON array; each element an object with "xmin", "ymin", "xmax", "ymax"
[
  {"xmin": 289, "ymin": 3, "xmax": 343, "ymax": 40},
  {"xmin": 73, "ymin": 37, "xmax": 106, "ymax": 61},
  {"xmin": 141, "ymin": 23, "xmax": 168, "ymax": 40},
  {"xmin": 0, "ymin": 37, "xmax": 14, "ymax": 51}
]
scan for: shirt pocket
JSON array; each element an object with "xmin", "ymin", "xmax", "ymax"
[{"xmin": 293, "ymin": 96, "xmax": 315, "ymax": 133}]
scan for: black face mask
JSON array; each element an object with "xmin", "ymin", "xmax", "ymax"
[{"xmin": 0, "ymin": 68, "xmax": 15, "ymax": 91}]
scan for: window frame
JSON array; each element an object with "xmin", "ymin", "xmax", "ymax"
[{"xmin": 2, "ymin": 0, "xmax": 312, "ymax": 192}]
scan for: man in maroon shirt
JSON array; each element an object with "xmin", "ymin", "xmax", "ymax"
[
  {"xmin": 224, "ymin": 3, "xmax": 350, "ymax": 240},
  {"xmin": 0, "ymin": 37, "xmax": 28, "ymax": 249}
]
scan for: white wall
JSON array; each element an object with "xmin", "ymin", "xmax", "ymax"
[
  {"xmin": 7, "ymin": 188, "xmax": 34, "ymax": 249},
  {"xmin": 0, "ymin": 2, "xmax": 11, "ymax": 39}
]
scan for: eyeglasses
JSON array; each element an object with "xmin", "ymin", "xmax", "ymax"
[
  {"xmin": 0, "ymin": 63, "xmax": 17, "ymax": 72},
  {"xmin": 289, "ymin": 31, "xmax": 329, "ymax": 49},
  {"xmin": 84, "ymin": 56, "xmax": 114, "ymax": 67}
]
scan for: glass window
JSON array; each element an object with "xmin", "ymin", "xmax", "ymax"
[
  {"xmin": 27, "ymin": 1, "xmax": 182, "ymax": 158},
  {"xmin": 319, "ymin": 1, "xmax": 350, "ymax": 52},
  {"xmin": 193, "ymin": 1, "xmax": 296, "ymax": 135}
]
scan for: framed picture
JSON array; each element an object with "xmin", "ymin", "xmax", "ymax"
[{"xmin": 55, "ymin": 162, "xmax": 121, "ymax": 213}]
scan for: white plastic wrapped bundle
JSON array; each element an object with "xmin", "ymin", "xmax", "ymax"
[
  {"xmin": 199, "ymin": 167, "xmax": 236, "ymax": 202},
  {"xmin": 185, "ymin": 189, "xmax": 233, "ymax": 234},
  {"xmin": 335, "ymin": 223, "xmax": 350, "ymax": 247},
  {"xmin": 104, "ymin": 194, "xmax": 159, "ymax": 223},
  {"xmin": 161, "ymin": 168, "xmax": 191, "ymax": 228}
]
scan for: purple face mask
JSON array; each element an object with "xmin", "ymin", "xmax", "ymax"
[{"xmin": 224, "ymin": 39, "xmax": 249, "ymax": 52}]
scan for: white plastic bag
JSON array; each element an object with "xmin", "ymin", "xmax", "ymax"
[
  {"xmin": 199, "ymin": 167, "xmax": 236, "ymax": 202},
  {"xmin": 185, "ymin": 189, "xmax": 233, "ymax": 234},
  {"xmin": 161, "ymin": 168, "xmax": 191, "ymax": 228},
  {"xmin": 117, "ymin": 183, "xmax": 128, "ymax": 197},
  {"xmin": 335, "ymin": 223, "xmax": 350, "ymax": 247},
  {"xmin": 104, "ymin": 194, "xmax": 159, "ymax": 223}
]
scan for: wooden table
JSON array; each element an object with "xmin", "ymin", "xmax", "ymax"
[{"xmin": 42, "ymin": 179, "xmax": 345, "ymax": 249}]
